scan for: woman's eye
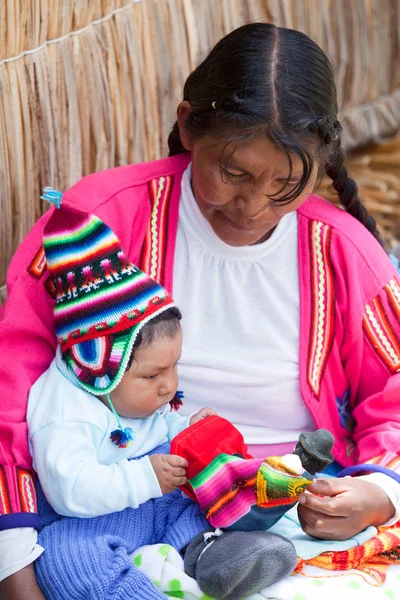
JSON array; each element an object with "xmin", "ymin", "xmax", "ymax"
[
  {"xmin": 221, "ymin": 166, "xmax": 247, "ymax": 180},
  {"xmin": 277, "ymin": 180, "xmax": 297, "ymax": 188},
  {"xmin": 144, "ymin": 374, "xmax": 158, "ymax": 380}
]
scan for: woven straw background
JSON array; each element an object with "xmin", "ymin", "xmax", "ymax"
[{"xmin": 1, "ymin": 0, "xmax": 400, "ymax": 303}]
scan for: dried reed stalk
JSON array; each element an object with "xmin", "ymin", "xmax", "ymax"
[{"xmin": 1, "ymin": 0, "xmax": 400, "ymax": 303}]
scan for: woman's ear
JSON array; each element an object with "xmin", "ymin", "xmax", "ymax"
[{"xmin": 177, "ymin": 101, "xmax": 193, "ymax": 151}]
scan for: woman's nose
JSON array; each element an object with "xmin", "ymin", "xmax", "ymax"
[{"xmin": 235, "ymin": 194, "xmax": 272, "ymax": 219}]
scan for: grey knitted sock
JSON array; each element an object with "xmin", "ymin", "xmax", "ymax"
[{"xmin": 184, "ymin": 529, "xmax": 297, "ymax": 600}]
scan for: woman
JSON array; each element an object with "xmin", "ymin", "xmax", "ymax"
[{"xmin": 1, "ymin": 22, "xmax": 400, "ymax": 599}]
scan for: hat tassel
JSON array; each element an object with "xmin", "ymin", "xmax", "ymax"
[
  {"xmin": 106, "ymin": 394, "xmax": 134, "ymax": 448},
  {"xmin": 41, "ymin": 186, "xmax": 63, "ymax": 209},
  {"xmin": 170, "ymin": 389, "xmax": 184, "ymax": 411}
]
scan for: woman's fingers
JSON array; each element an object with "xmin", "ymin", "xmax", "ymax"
[
  {"xmin": 306, "ymin": 478, "xmax": 350, "ymax": 496},
  {"xmin": 298, "ymin": 491, "xmax": 349, "ymax": 517},
  {"xmin": 298, "ymin": 504, "xmax": 350, "ymax": 540},
  {"xmin": 298, "ymin": 478, "xmax": 395, "ymax": 539}
]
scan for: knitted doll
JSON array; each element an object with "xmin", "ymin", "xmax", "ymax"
[{"xmin": 171, "ymin": 416, "xmax": 335, "ymax": 598}]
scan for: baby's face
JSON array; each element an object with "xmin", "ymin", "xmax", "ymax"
[{"xmin": 105, "ymin": 328, "xmax": 182, "ymax": 419}]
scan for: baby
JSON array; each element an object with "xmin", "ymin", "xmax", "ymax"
[{"xmin": 27, "ymin": 208, "xmax": 215, "ymax": 520}]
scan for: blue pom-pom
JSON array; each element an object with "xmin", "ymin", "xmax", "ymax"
[
  {"xmin": 110, "ymin": 427, "xmax": 134, "ymax": 448},
  {"xmin": 41, "ymin": 186, "xmax": 63, "ymax": 209},
  {"xmin": 170, "ymin": 390, "xmax": 184, "ymax": 411}
]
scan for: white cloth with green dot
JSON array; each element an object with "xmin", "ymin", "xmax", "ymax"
[{"xmin": 130, "ymin": 542, "xmax": 400, "ymax": 599}]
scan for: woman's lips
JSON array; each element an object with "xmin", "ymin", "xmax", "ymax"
[{"xmin": 221, "ymin": 212, "xmax": 255, "ymax": 231}]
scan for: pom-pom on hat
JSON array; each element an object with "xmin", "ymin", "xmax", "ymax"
[{"xmin": 43, "ymin": 201, "xmax": 175, "ymax": 396}]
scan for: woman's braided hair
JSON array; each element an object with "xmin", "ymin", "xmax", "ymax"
[{"xmin": 168, "ymin": 23, "xmax": 383, "ymax": 246}]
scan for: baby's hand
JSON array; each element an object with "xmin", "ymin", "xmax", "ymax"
[
  {"xmin": 298, "ymin": 477, "xmax": 395, "ymax": 540},
  {"xmin": 190, "ymin": 407, "xmax": 217, "ymax": 426},
  {"xmin": 150, "ymin": 454, "xmax": 188, "ymax": 494}
]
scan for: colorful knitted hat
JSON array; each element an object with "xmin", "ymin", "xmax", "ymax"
[{"xmin": 42, "ymin": 194, "xmax": 176, "ymax": 445}]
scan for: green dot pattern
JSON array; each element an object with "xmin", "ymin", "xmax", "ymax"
[
  {"xmin": 294, "ymin": 593, "xmax": 308, "ymax": 600},
  {"xmin": 159, "ymin": 544, "xmax": 171, "ymax": 557},
  {"xmin": 168, "ymin": 580, "xmax": 182, "ymax": 592},
  {"xmin": 133, "ymin": 553, "xmax": 142, "ymax": 567}
]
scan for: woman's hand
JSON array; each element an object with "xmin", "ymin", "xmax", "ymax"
[
  {"xmin": 0, "ymin": 563, "xmax": 45, "ymax": 600},
  {"xmin": 150, "ymin": 454, "xmax": 188, "ymax": 494},
  {"xmin": 189, "ymin": 407, "xmax": 217, "ymax": 425},
  {"xmin": 298, "ymin": 477, "xmax": 395, "ymax": 540}
]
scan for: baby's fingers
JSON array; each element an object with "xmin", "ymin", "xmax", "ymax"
[
  {"xmin": 171, "ymin": 466, "xmax": 187, "ymax": 478},
  {"xmin": 168, "ymin": 454, "xmax": 189, "ymax": 468},
  {"xmin": 174, "ymin": 475, "xmax": 188, "ymax": 487}
]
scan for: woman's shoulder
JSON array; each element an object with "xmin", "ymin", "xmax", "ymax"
[
  {"xmin": 62, "ymin": 153, "xmax": 191, "ymax": 214},
  {"xmin": 298, "ymin": 194, "xmax": 396, "ymax": 288}
]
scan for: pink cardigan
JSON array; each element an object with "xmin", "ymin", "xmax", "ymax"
[{"xmin": 2, "ymin": 152, "xmax": 400, "ymax": 529}]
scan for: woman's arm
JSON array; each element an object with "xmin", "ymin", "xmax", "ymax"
[
  {"xmin": 0, "ymin": 208, "xmax": 57, "ymax": 531},
  {"xmin": 0, "ymin": 564, "xmax": 45, "ymax": 600},
  {"xmin": 299, "ymin": 272, "xmax": 400, "ymax": 539},
  {"xmin": 345, "ymin": 274, "xmax": 400, "ymax": 472},
  {"xmin": 0, "ymin": 528, "xmax": 43, "ymax": 584}
]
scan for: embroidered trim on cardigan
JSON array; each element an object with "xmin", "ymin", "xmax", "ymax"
[
  {"xmin": 0, "ymin": 466, "xmax": 12, "ymax": 515},
  {"xmin": 307, "ymin": 221, "xmax": 335, "ymax": 398},
  {"xmin": 385, "ymin": 277, "xmax": 400, "ymax": 320},
  {"xmin": 363, "ymin": 293, "xmax": 400, "ymax": 373},
  {"xmin": 27, "ymin": 245, "xmax": 47, "ymax": 278},
  {"xmin": 140, "ymin": 176, "xmax": 173, "ymax": 285},
  {"xmin": 16, "ymin": 468, "xmax": 37, "ymax": 513},
  {"xmin": 365, "ymin": 453, "xmax": 400, "ymax": 474}
]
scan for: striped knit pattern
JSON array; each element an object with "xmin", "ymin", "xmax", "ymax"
[
  {"xmin": 256, "ymin": 457, "xmax": 312, "ymax": 507},
  {"xmin": 189, "ymin": 454, "xmax": 312, "ymax": 529},
  {"xmin": 296, "ymin": 523, "xmax": 400, "ymax": 585},
  {"xmin": 43, "ymin": 205, "xmax": 174, "ymax": 394}
]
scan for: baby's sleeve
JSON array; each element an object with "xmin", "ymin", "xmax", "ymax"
[
  {"xmin": 28, "ymin": 364, "xmax": 162, "ymax": 517},
  {"xmin": 163, "ymin": 409, "xmax": 191, "ymax": 442}
]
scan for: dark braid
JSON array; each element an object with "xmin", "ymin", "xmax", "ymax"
[
  {"xmin": 307, "ymin": 116, "xmax": 384, "ymax": 246},
  {"xmin": 325, "ymin": 140, "xmax": 384, "ymax": 247},
  {"xmin": 168, "ymin": 121, "xmax": 186, "ymax": 156}
]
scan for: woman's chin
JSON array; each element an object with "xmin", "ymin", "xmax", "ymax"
[{"xmin": 211, "ymin": 224, "xmax": 270, "ymax": 247}]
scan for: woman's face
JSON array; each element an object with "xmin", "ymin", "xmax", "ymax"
[{"xmin": 178, "ymin": 104, "xmax": 319, "ymax": 247}]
